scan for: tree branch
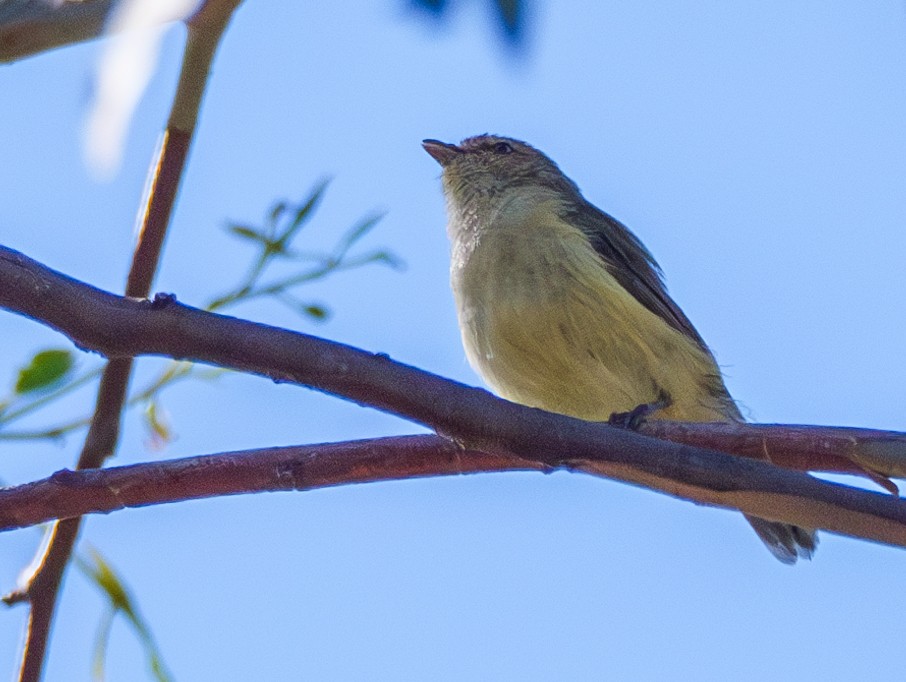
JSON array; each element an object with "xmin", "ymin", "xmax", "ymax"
[
  {"xmin": 639, "ymin": 421, "xmax": 903, "ymax": 494},
  {"xmin": 4, "ymin": 4, "xmax": 243, "ymax": 680},
  {"xmin": 0, "ymin": 436, "xmax": 546, "ymax": 530},
  {"xmin": 0, "ymin": 0, "xmax": 115, "ymax": 63},
  {"xmin": 1, "ymin": 244, "xmax": 906, "ymax": 549}
]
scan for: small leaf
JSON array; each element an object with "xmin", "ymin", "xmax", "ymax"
[
  {"xmin": 227, "ymin": 224, "xmax": 270, "ymax": 245},
  {"xmin": 276, "ymin": 179, "xmax": 331, "ymax": 247},
  {"xmin": 15, "ymin": 349, "xmax": 73, "ymax": 394},
  {"xmin": 268, "ymin": 200, "xmax": 288, "ymax": 226},
  {"xmin": 84, "ymin": 550, "xmax": 131, "ymax": 614},
  {"xmin": 143, "ymin": 401, "xmax": 174, "ymax": 449},
  {"xmin": 275, "ymin": 293, "xmax": 331, "ymax": 322},
  {"xmin": 334, "ymin": 213, "xmax": 384, "ymax": 259},
  {"xmin": 78, "ymin": 549, "xmax": 174, "ymax": 682},
  {"xmin": 91, "ymin": 608, "xmax": 116, "ymax": 682},
  {"xmin": 364, "ymin": 250, "xmax": 406, "ymax": 270},
  {"xmin": 303, "ymin": 304, "xmax": 329, "ymax": 320}
]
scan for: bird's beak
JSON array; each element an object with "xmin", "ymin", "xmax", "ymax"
[{"xmin": 422, "ymin": 139, "xmax": 461, "ymax": 167}]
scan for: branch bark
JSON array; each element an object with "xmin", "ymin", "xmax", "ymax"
[
  {"xmin": 0, "ymin": 436, "xmax": 545, "ymax": 530},
  {"xmin": 1, "ymin": 244, "xmax": 906, "ymax": 549},
  {"xmin": 0, "ymin": 0, "xmax": 115, "ymax": 63},
  {"xmin": 639, "ymin": 421, "xmax": 904, "ymax": 493}
]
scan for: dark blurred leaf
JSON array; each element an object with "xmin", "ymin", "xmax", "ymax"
[
  {"xmin": 15, "ymin": 349, "xmax": 73, "ymax": 394},
  {"xmin": 494, "ymin": 0, "xmax": 524, "ymax": 43},
  {"xmin": 411, "ymin": 0, "xmax": 447, "ymax": 12},
  {"xmin": 409, "ymin": 0, "xmax": 527, "ymax": 47}
]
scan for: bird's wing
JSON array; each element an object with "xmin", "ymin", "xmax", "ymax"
[
  {"xmin": 568, "ymin": 203, "xmax": 815, "ymax": 558},
  {"xmin": 568, "ymin": 203, "xmax": 710, "ymax": 352},
  {"xmin": 567, "ymin": 201, "xmax": 743, "ymax": 421}
]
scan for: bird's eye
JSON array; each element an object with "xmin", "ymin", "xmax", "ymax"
[{"xmin": 492, "ymin": 142, "xmax": 514, "ymax": 154}]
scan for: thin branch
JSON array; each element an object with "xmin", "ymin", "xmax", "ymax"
[
  {"xmin": 6, "ymin": 4, "xmax": 242, "ymax": 681},
  {"xmin": 640, "ymin": 421, "xmax": 903, "ymax": 494},
  {"xmin": 0, "ymin": 436, "xmax": 544, "ymax": 531},
  {"xmin": 0, "ymin": 433, "xmax": 899, "ymax": 536},
  {"xmin": 1, "ymin": 245, "xmax": 906, "ymax": 549}
]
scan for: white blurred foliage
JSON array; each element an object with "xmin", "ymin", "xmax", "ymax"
[{"xmin": 84, "ymin": 0, "xmax": 200, "ymax": 178}]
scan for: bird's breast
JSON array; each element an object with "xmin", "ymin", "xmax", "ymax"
[{"xmin": 449, "ymin": 212, "xmax": 730, "ymax": 422}]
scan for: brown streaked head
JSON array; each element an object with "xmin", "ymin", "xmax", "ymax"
[{"xmin": 422, "ymin": 134, "xmax": 580, "ymax": 201}]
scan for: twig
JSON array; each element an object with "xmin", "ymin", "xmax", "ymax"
[
  {"xmin": 4, "ymin": 3, "xmax": 242, "ymax": 681},
  {"xmin": 1, "ymin": 245, "xmax": 906, "ymax": 548}
]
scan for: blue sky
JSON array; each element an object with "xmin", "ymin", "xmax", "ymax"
[{"xmin": 2, "ymin": 2, "xmax": 906, "ymax": 680}]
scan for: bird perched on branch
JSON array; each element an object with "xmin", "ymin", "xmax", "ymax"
[{"xmin": 423, "ymin": 134, "xmax": 816, "ymax": 563}]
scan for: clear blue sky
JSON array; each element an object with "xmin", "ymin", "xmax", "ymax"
[{"xmin": 2, "ymin": 2, "xmax": 906, "ymax": 680}]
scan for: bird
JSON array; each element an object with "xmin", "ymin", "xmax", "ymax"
[{"xmin": 423, "ymin": 134, "xmax": 817, "ymax": 563}]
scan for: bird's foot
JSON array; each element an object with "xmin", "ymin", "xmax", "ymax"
[{"xmin": 608, "ymin": 392, "xmax": 671, "ymax": 431}]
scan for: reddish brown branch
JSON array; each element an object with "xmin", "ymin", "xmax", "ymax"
[
  {"xmin": 0, "ymin": 432, "xmax": 898, "ymax": 537},
  {"xmin": 0, "ymin": 436, "xmax": 544, "ymax": 531},
  {"xmin": 1, "ymin": 245, "xmax": 906, "ymax": 549},
  {"xmin": 0, "ymin": 0, "xmax": 115, "ymax": 63},
  {"xmin": 640, "ymin": 421, "xmax": 902, "ymax": 494},
  {"xmin": 12, "ymin": 358, "xmax": 134, "ymax": 681}
]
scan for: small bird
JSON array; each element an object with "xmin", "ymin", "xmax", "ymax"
[{"xmin": 423, "ymin": 134, "xmax": 817, "ymax": 564}]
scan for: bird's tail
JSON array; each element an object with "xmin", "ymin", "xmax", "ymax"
[{"xmin": 744, "ymin": 514, "xmax": 818, "ymax": 565}]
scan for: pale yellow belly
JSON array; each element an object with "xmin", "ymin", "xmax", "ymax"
[
  {"xmin": 460, "ymin": 292, "xmax": 729, "ymax": 422},
  {"xmin": 453, "ymin": 218, "xmax": 734, "ymax": 423}
]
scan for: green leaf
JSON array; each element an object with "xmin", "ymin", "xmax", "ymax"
[
  {"xmin": 227, "ymin": 224, "xmax": 270, "ymax": 245},
  {"xmin": 78, "ymin": 550, "xmax": 174, "ymax": 682},
  {"xmin": 333, "ymin": 213, "xmax": 384, "ymax": 260},
  {"xmin": 91, "ymin": 607, "xmax": 116, "ymax": 682},
  {"xmin": 268, "ymin": 200, "xmax": 288, "ymax": 226},
  {"xmin": 362, "ymin": 250, "xmax": 406, "ymax": 270},
  {"xmin": 303, "ymin": 304, "xmax": 329, "ymax": 320},
  {"xmin": 143, "ymin": 400, "xmax": 174, "ymax": 448},
  {"xmin": 15, "ymin": 349, "xmax": 73, "ymax": 394},
  {"xmin": 275, "ymin": 292, "xmax": 332, "ymax": 321},
  {"xmin": 276, "ymin": 179, "xmax": 331, "ymax": 248},
  {"xmin": 84, "ymin": 550, "xmax": 132, "ymax": 614}
]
